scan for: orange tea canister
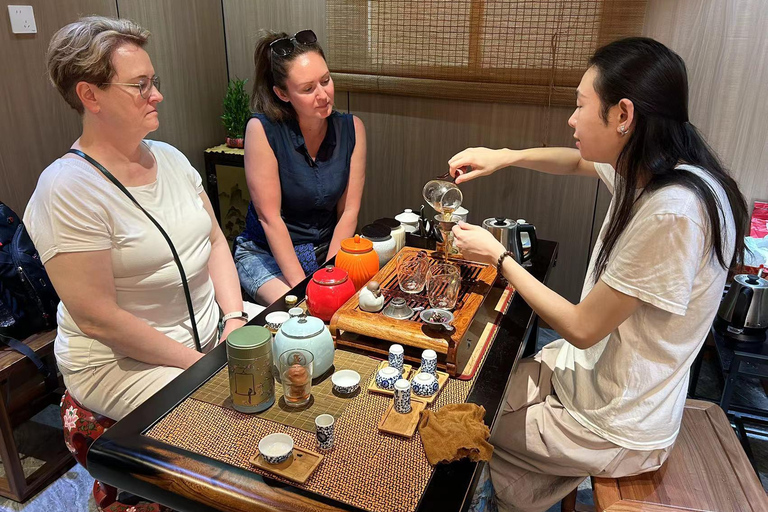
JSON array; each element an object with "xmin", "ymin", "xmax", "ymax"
[{"xmin": 335, "ymin": 235, "xmax": 379, "ymax": 290}]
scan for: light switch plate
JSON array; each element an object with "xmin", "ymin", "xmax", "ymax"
[{"xmin": 8, "ymin": 5, "xmax": 37, "ymax": 34}]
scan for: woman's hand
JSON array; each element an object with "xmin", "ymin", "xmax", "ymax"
[
  {"xmin": 220, "ymin": 317, "xmax": 248, "ymax": 343},
  {"xmin": 448, "ymin": 147, "xmax": 514, "ymax": 184},
  {"xmin": 452, "ymin": 221, "xmax": 506, "ymax": 265}
]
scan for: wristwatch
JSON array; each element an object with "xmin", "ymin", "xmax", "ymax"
[{"xmin": 222, "ymin": 310, "xmax": 249, "ymax": 323}]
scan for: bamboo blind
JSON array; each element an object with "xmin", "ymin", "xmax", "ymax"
[{"xmin": 327, "ymin": 0, "xmax": 647, "ymax": 105}]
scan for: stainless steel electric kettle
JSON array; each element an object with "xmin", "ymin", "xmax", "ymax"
[
  {"xmin": 714, "ymin": 273, "xmax": 768, "ymax": 344},
  {"xmin": 481, "ymin": 217, "xmax": 538, "ymax": 264}
]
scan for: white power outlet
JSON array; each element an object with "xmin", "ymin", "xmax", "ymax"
[{"xmin": 8, "ymin": 5, "xmax": 37, "ymax": 34}]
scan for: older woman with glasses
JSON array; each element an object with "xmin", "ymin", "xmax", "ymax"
[
  {"xmin": 232, "ymin": 30, "xmax": 367, "ymax": 305},
  {"xmin": 23, "ymin": 16, "xmax": 245, "ymax": 420}
]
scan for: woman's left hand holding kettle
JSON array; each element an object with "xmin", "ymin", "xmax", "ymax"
[{"xmin": 452, "ymin": 221, "xmax": 506, "ymax": 266}]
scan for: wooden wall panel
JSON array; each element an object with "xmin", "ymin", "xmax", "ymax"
[
  {"xmin": 348, "ymin": 92, "xmax": 597, "ymax": 301},
  {"xmin": 0, "ymin": 0, "xmax": 117, "ymax": 214},
  {"xmin": 117, "ymin": 0, "xmax": 229, "ymax": 180},
  {"xmin": 223, "ymin": 0, "xmax": 326, "ymax": 85}
]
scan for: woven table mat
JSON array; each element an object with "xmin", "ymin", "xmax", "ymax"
[
  {"xmin": 147, "ymin": 358, "xmax": 477, "ymax": 512},
  {"xmin": 190, "ymin": 350, "xmax": 380, "ymax": 432}
]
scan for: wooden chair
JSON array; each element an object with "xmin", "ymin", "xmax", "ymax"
[
  {"xmin": 60, "ymin": 390, "xmax": 170, "ymax": 512},
  {"xmin": 0, "ymin": 329, "xmax": 73, "ymax": 502},
  {"xmin": 564, "ymin": 399, "xmax": 768, "ymax": 512}
]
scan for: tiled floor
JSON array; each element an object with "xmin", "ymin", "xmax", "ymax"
[{"xmin": 1, "ymin": 327, "xmax": 766, "ymax": 512}]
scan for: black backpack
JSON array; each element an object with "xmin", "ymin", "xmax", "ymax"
[{"xmin": 0, "ymin": 202, "xmax": 58, "ymax": 339}]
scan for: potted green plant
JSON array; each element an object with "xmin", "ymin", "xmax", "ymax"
[{"xmin": 221, "ymin": 78, "xmax": 250, "ymax": 149}]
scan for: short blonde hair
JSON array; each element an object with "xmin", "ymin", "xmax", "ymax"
[{"xmin": 46, "ymin": 16, "xmax": 150, "ymax": 114}]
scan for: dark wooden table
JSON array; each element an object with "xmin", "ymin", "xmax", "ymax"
[{"xmin": 87, "ymin": 240, "xmax": 558, "ymax": 512}]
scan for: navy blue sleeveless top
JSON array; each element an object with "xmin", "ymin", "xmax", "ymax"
[{"xmin": 243, "ymin": 111, "xmax": 355, "ymax": 247}]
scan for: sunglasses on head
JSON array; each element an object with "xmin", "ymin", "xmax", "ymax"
[{"xmin": 269, "ymin": 29, "xmax": 318, "ymax": 58}]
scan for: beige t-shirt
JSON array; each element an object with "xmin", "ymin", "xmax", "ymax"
[
  {"xmin": 552, "ymin": 162, "xmax": 734, "ymax": 450},
  {"xmin": 23, "ymin": 140, "xmax": 218, "ymax": 372}
]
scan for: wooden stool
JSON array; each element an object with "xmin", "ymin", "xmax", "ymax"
[
  {"xmin": 591, "ymin": 399, "xmax": 768, "ymax": 511},
  {"xmin": 0, "ymin": 330, "xmax": 72, "ymax": 502},
  {"xmin": 61, "ymin": 390, "xmax": 169, "ymax": 512}
]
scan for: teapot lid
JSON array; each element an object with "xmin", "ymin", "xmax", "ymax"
[
  {"xmin": 395, "ymin": 209, "xmax": 420, "ymax": 224},
  {"xmin": 361, "ymin": 223, "xmax": 392, "ymax": 241},
  {"xmin": 735, "ymin": 274, "xmax": 768, "ymax": 288},
  {"xmin": 312, "ymin": 265, "xmax": 349, "ymax": 285},
  {"xmin": 280, "ymin": 313, "xmax": 326, "ymax": 339},
  {"xmin": 483, "ymin": 217, "xmax": 514, "ymax": 228},
  {"xmin": 341, "ymin": 234, "xmax": 373, "ymax": 254}
]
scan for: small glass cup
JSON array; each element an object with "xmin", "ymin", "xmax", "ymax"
[
  {"xmin": 397, "ymin": 251, "xmax": 429, "ymax": 294},
  {"xmin": 279, "ymin": 349, "xmax": 314, "ymax": 407},
  {"xmin": 427, "ymin": 263, "xmax": 461, "ymax": 310}
]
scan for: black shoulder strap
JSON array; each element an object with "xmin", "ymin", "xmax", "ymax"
[
  {"xmin": 0, "ymin": 335, "xmax": 59, "ymax": 391},
  {"xmin": 67, "ymin": 149, "xmax": 202, "ymax": 352}
]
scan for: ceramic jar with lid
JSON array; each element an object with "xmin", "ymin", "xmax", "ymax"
[
  {"xmin": 361, "ymin": 223, "xmax": 397, "ymax": 267},
  {"xmin": 305, "ymin": 266, "xmax": 356, "ymax": 322},
  {"xmin": 395, "ymin": 208, "xmax": 420, "ymax": 233},
  {"xmin": 274, "ymin": 312, "xmax": 335, "ymax": 376},
  {"xmin": 226, "ymin": 326, "xmax": 275, "ymax": 413},
  {"xmin": 374, "ymin": 217, "xmax": 405, "ymax": 253},
  {"xmin": 336, "ymin": 235, "xmax": 379, "ymax": 291}
]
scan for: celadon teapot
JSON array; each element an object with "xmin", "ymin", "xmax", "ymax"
[{"xmin": 273, "ymin": 311, "xmax": 335, "ymax": 376}]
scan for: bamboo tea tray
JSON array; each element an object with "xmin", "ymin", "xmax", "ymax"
[
  {"xmin": 378, "ymin": 399, "xmax": 427, "ymax": 438},
  {"xmin": 366, "ymin": 360, "xmax": 414, "ymax": 396},
  {"xmin": 250, "ymin": 446, "xmax": 323, "ymax": 484},
  {"xmin": 330, "ymin": 248, "xmax": 497, "ymax": 376}
]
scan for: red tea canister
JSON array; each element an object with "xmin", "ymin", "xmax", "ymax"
[{"xmin": 305, "ymin": 266, "xmax": 356, "ymax": 322}]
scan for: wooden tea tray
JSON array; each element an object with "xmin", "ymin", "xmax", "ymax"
[
  {"xmin": 250, "ymin": 446, "xmax": 323, "ymax": 484},
  {"xmin": 409, "ymin": 370, "xmax": 449, "ymax": 405},
  {"xmin": 366, "ymin": 360, "xmax": 414, "ymax": 396},
  {"xmin": 330, "ymin": 248, "xmax": 497, "ymax": 376},
  {"xmin": 378, "ymin": 399, "xmax": 426, "ymax": 438}
]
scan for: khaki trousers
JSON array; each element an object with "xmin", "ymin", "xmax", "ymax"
[
  {"xmin": 61, "ymin": 337, "xmax": 216, "ymax": 421},
  {"xmin": 489, "ymin": 341, "xmax": 671, "ymax": 512}
]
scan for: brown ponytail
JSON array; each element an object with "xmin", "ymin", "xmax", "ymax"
[{"xmin": 251, "ymin": 30, "xmax": 326, "ymax": 123}]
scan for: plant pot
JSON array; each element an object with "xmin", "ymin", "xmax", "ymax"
[{"xmin": 226, "ymin": 137, "xmax": 244, "ymax": 149}]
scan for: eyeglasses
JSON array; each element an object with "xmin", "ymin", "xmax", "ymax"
[
  {"xmin": 102, "ymin": 75, "xmax": 160, "ymax": 99},
  {"xmin": 269, "ymin": 30, "xmax": 318, "ymax": 58}
]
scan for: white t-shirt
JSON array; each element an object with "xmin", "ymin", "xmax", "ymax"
[
  {"xmin": 552, "ymin": 162, "xmax": 734, "ymax": 450},
  {"xmin": 23, "ymin": 140, "xmax": 219, "ymax": 372}
]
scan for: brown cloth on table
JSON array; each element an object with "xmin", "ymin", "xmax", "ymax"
[{"xmin": 418, "ymin": 403, "xmax": 494, "ymax": 465}]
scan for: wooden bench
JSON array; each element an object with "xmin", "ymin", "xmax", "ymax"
[
  {"xmin": 0, "ymin": 330, "xmax": 73, "ymax": 502},
  {"xmin": 585, "ymin": 399, "xmax": 768, "ymax": 511}
]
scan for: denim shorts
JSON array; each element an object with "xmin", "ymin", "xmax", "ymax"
[
  {"xmin": 233, "ymin": 236, "xmax": 284, "ymax": 300},
  {"xmin": 233, "ymin": 235, "xmax": 329, "ymax": 300}
]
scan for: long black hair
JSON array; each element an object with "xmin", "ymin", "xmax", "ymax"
[
  {"xmin": 251, "ymin": 31, "xmax": 326, "ymax": 122},
  {"xmin": 590, "ymin": 37, "xmax": 748, "ymax": 281}
]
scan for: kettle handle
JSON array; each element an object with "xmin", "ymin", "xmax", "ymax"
[
  {"xmin": 731, "ymin": 286, "xmax": 754, "ymax": 330},
  {"xmin": 514, "ymin": 224, "xmax": 538, "ymax": 263}
]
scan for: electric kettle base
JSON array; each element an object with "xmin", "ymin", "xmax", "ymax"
[{"xmin": 713, "ymin": 316, "xmax": 768, "ymax": 345}]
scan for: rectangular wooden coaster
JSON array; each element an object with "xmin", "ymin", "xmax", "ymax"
[
  {"xmin": 367, "ymin": 360, "xmax": 413, "ymax": 396},
  {"xmin": 249, "ymin": 446, "xmax": 324, "ymax": 484},
  {"xmin": 378, "ymin": 398, "xmax": 426, "ymax": 438},
  {"xmin": 409, "ymin": 370, "xmax": 449, "ymax": 405}
]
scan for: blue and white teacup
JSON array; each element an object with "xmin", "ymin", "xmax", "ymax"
[
  {"xmin": 389, "ymin": 343, "xmax": 404, "ymax": 373},
  {"xmin": 375, "ymin": 366, "xmax": 400, "ymax": 390},
  {"xmin": 394, "ymin": 379, "xmax": 412, "ymax": 414},
  {"xmin": 420, "ymin": 349, "xmax": 437, "ymax": 376},
  {"xmin": 258, "ymin": 433, "xmax": 294, "ymax": 464},
  {"xmin": 412, "ymin": 372, "xmax": 439, "ymax": 397},
  {"xmin": 315, "ymin": 414, "xmax": 335, "ymax": 450}
]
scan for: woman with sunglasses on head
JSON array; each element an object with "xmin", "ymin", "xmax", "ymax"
[
  {"xmin": 23, "ymin": 17, "xmax": 245, "ymax": 420},
  {"xmin": 451, "ymin": 38, "xmax": 749, "ymax": 511},
  {"xmin": 232, "ymin": 30, "xmax": 366, "ymax": 305}
]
